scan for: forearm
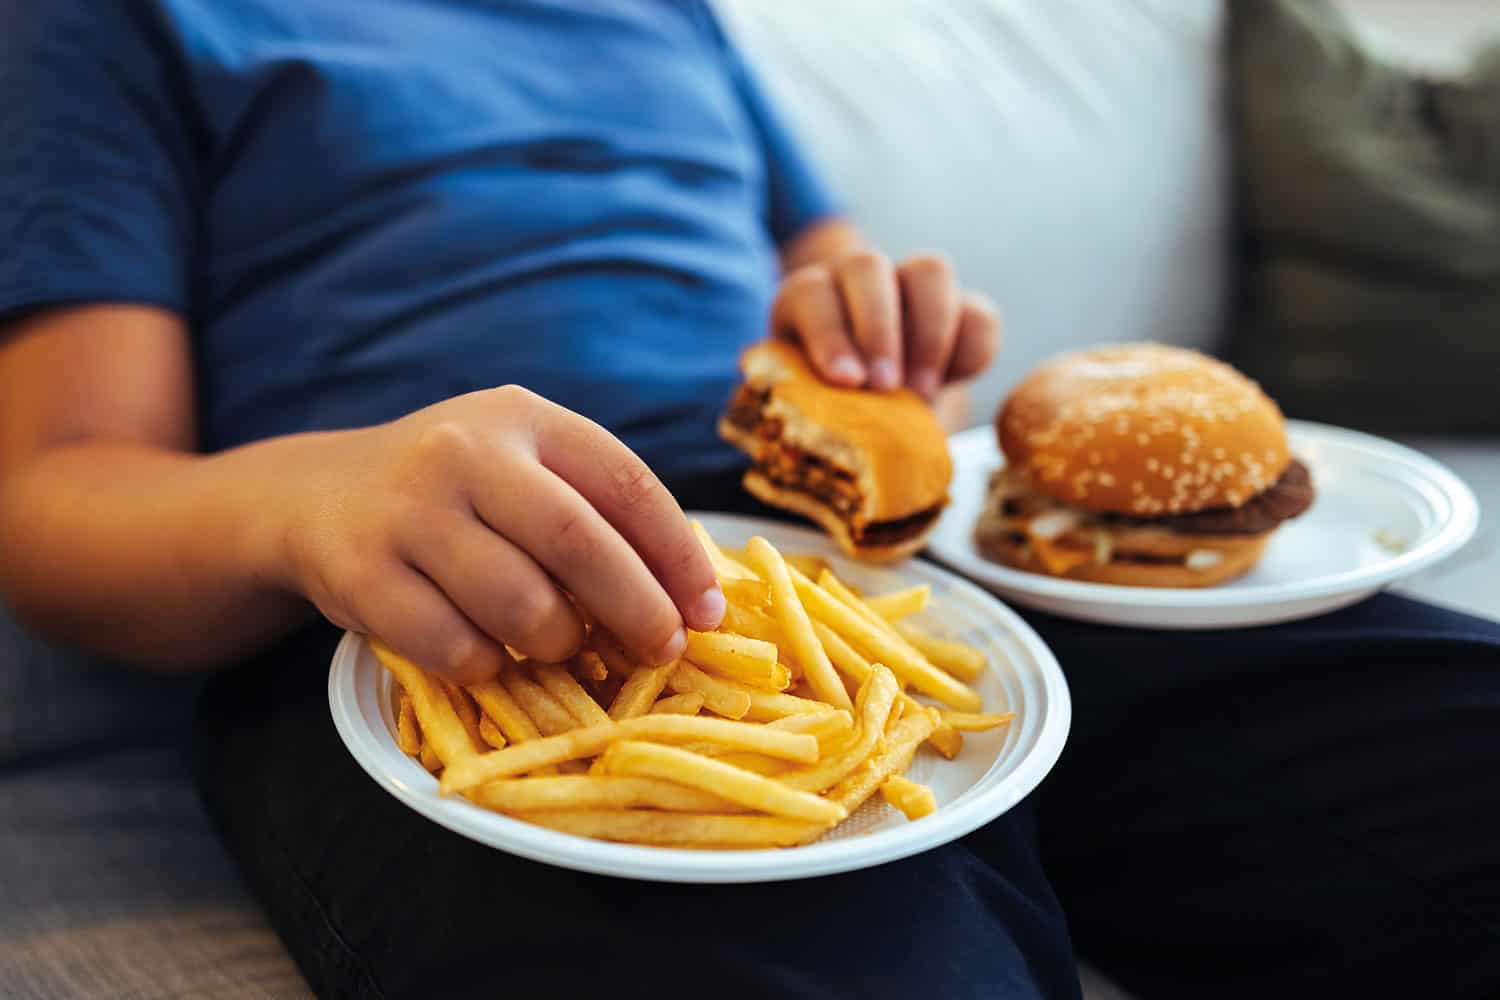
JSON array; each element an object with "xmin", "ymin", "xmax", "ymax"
[{"xmin": 0, "ymin": 435, "xmax": 333, "ymax": 670}]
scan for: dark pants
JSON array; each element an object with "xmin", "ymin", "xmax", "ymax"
[{"xmin": 193, "ymin": 473, "xmax": 1500, "ymax": 998}]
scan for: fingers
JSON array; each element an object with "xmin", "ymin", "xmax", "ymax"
[
  {"xmin": 947, "ymin": 292, "xmax": 1002, "ymax": 381},
  {"xmin": 403, "ymin": 513, "xmax": 583, "ymax": 664},
  {"xmin": 776, "ymin": 251, "xmax": 988, "ymax": 394},
  {"xmin": 896, "ymin": 254, "xmax": 961, "ymax": 400},
  {"xmin": 531, "ymin": 405, "xmax": 725, "ymax": 637},
  {"xmin": 467, "ymin": 433, "xmax": 702, "ymax": 666},
  {"xmin": 771, "ymin": 267, "xmax": 864, "ymax": 386},
  {"xmin": 833, "ymin": 250, "xmax": 902, "ymax": 389},
  {"xmin": 357, "ymin": 562, "xmax": 507, "ymax": 685}
]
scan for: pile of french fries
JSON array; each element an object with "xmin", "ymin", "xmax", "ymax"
[{"xmin": 376, "ymin": 524, "xmax": 1013, "ymax": 850}]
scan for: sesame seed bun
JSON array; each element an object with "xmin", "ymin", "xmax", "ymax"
[{"xmin": 997, "ymin": 343, "xmax": 1291, "ymax": 518}]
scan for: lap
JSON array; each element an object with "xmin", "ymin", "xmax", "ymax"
[
  {"xmin": 1032, "ymin": 594, "xmax": 1500, "ymax": 999},
  {"xmin": 191, "ymin": 624, "xmax": 1078, "ymax": 1000}
]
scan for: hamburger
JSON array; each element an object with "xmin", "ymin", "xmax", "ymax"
[
  {"xmin": 975, "ymin": 343, "xmax": 1314, "ymax": 587},
  {"xmin": 719, "ymin": 340, "xmax": 952, "ymax": 562}
]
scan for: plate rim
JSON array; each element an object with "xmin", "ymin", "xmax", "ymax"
[
  {"xmin": 930, "ymin": 419, "xmax": 1481, "ymax": 609},
  {"xmin": 328, "ymin": 512, "xmax": 1072, "ymax": 883}
]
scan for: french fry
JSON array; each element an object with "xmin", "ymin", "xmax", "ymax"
[
  {"xmin": 693, "ymin": 751, "xmax": 791, "ymax": 777},
  {"xmin": 818, "ymin": 569, "xmax": 934, "ymax": 670},
  {"xmin": 470, "ymin": 775, "xmax": 736, "ymax": 814},
  {"xmin": 396, "ymin": 692, "xmax": 422, "ymax": 756},
  {"xmin": 765, "ymin": 709, "xmax": 852, "ymax": 743},
  {"xmin": 597, "ymin": 741, "xmax": 846, "ymax": 824},
  {"xmin": 818, "ymin": 570, "xmax": 892, "ymax": 631},
  {"xmin": 478, "ymin": 716, "xmax": 508, "ymax": 750},
  {"xmin": 440, "ymin": 714, "xmax": 820, "ymax": 794},
  {"xmin": 782, "ymin": 553, "xmax": 832, "ymax": 580},
  {"xmin": 438, "ymin": 724, "xmax": 613, "ymax": 790},
  {"xmin": 372, "ymin": 640, "xmax": 476, "ymax": 766},
  {"xmin": 812, "ymin": 618, "xmax": 963, "ymax": 758},
  {"xmin": 502, "ymin": 671, "xmax": 578, "ymax": 737},
  {"xmin": 466, "ymin": 677, "xmax": 556, "ymax": 773},
  {"xmin": 441, "ymin": 679, "xmax": 486, "ymax": 753},
  {"xmin": 466, "ymin": 679, "xmax": 541, "ymax": 744},
  {"xmin": 650, "ymin": 692, "xmax": 706, "ymax": 715},
  {"xmin": 721, "ymin": 602, "xmax": 801, "ymax": 680},
  {"xmin": 939, "ymin": 710, "xmax": 1016, "ymax": 732},
  {"xmin": 880, "ymin": 775, "xmax": 937, "ymax": 821},
  {"xmin": 667, "ymin": 662, "xmax": 752, "ymax": 719},
  {"xmin": 376, "ymin": 526, "xmax": 1017, "ymax": 849},
  {"xmin": 825, "ymin": 710, "xmax": 938, "ymax": 818},
  {"xmin": 684, "ymin": 630, "xmax": 790, "ymax": 690},
  {"xmin": 741, "ymin": 686, "xmax": 833, "ymax": 723},
  {"xmin": 746, "ymin": 537, "xmax": 852, "ymax": 710},
  {"xmin": 925, "ymin": 716, "xmax": 964, "ymax": 759},
  {"xmin": 896, "ymin": 624, "xmax": 986, "ymax": 683},
  {"xmin": 590, "ymin": 669, "xmax": 626, "ymax": 709},
  {"xmin": 780, "ymin": 666, "xmax": 900, "ymax": 794},
  {"xmin": 884, "ymin": 697, "xmax": 907, "ymax": 738},
  {"xmin": 789, "ymin": 567, "xmax": 981, "ymax": 711},
  {"xmin": 517, "ymin": 809, "xmax": 823, "ymax": 848},
  {"xmin": 573, "ymin": 650, "xmax": 609, "ymax": 682},
  {"xmin": 691, "ymin": 520, "xmax": 759, "ymax": 581},
  {"xmin": 533, "ymin": 663, "xmax": 612, "ymax": 727},
  {"xmin": 588, "ymin": 629, "xmax": 639, "ymax": 678},
  {"xmin": 609, "ymin": 663, "xmax": 677, "ymax": 720},
  {"xmin": 721, "ymin": 577, "xmax": 770, "ymax": 608},
  {"xmin": 720, "ymin": 601, "xmax": 783, "ymax": 645},
  {"xmin": 864, "ymin": 585, "xmax": 932, "ymax": 622}
]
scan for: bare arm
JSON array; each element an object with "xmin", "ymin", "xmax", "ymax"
[
  {"xmin": 0, "ymin": 305, "xmax": 312, "ymax": 668},
  {"xmin": 0, "ymin": 305, "xmax": 723, "ymax": 676}
]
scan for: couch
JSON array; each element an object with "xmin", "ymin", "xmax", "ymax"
[{"xmin": 2, "ymin": 2, "xmax": 1495, "ymax": 997}]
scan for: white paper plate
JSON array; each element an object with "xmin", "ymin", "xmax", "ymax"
[
  {"xmin": 328, "ymin": 512, "xmax": 1070, "ymax": 883},
  {"xmin": 928, "ymin": 421, "xmax": 1480, "ymax": 629}
]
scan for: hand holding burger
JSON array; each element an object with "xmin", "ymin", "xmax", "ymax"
[{"xmin": 720, "ymin": 341, "xmax": 953, "ymax": 562}]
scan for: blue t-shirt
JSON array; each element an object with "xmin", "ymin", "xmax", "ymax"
[{"xmin": 0, "ymin": 0, "xmax": 837, "ymax": 475}]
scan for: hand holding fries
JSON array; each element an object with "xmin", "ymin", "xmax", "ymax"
[{"xmin": 376, "ymin": 526, "xmax": 1010, "ymax": 850}]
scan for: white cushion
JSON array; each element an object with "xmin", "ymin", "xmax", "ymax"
[{"xmin": 718, "ymin": 0, "xmax": 1231, "ymax": 425}]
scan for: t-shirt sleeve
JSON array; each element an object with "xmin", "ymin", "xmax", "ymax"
[
  {"xmin": 0, "ymin": 2, "xmax": 200, "ymax": 324},
  {"xmin": 709, "ymin": 14, "xmax": 843, "ymax": 246}
]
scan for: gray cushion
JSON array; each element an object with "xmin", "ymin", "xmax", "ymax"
[
  {"xmin": 1227, "ymin": 0, "xmax": 1500, "ymax": 433},
  {"xmin": 0, "ymin": 604, "xmax": 199, "ymax": 768},
  {"xmin": 0, "ymin": 745, "xmax": 310, "ymax": 998},
  {"xmin": 0, "ymin": 607, "xmax": 309, "ymax": 997}
]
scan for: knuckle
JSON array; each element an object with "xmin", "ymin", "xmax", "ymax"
[
  {"xmin": 439, "ymin": 634, "xmax": 475, "ymax": 676},
  {"xmin": 781, "ymin": 264, "xmax": 831, "ymax": 293},
  {"xmin": 550, "ymin": 509, "xmax": 602, "ymax": 567},
  {"xmin": 965, "ymin": 293, "xmax": 1001, "ymax": 328},
  {"xmin": 901, "ymin": 252, "xmax": 953, "ymax": 282},
  {"xmin": 839, "ymin": 248, "xmax": 889, "ymax": 276},
  {"xmin": 340, "ymin": 561, "xmax": 388, "ymax": 610},
  {"xmin": 608, "ymin": 459, "xmax": 661, "ymax": 515},
  {"xmin": 411, "ymin": 420, "xmax": 478, "ymax": 470},
  {"xmin": 491, "ymin": 383, "xmax": 540, "ymax": 409},
  {"xmin": 504, "ymin": 582, "xmax": 561, "ymax": 639}
]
